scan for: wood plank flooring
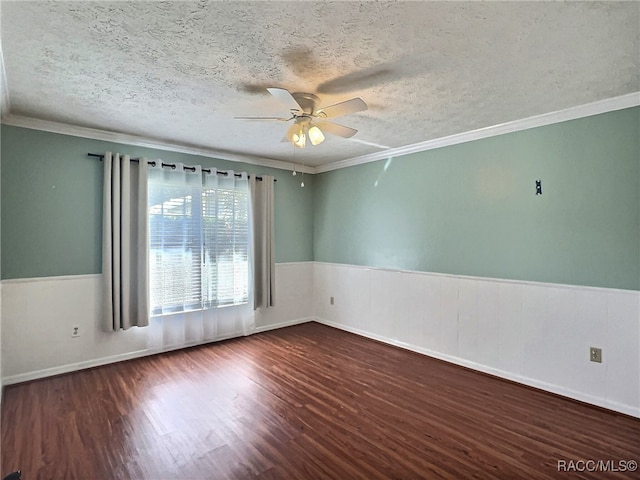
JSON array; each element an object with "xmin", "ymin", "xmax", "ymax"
[{"xmin": 2, "ymin": 322, "xmax": 639, "ymax": 479}]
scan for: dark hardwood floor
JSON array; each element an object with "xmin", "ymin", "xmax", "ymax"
[{"xmin": 1, "ymin": 322, "xmax": 639, "ymax": 479}]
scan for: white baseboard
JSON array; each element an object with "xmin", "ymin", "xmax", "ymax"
[
  {"xmin": 3, "ymin": 313, "xmax": 637, "ymax": 418},
  {"xmin": 2, "ymin": 316, "xmax": 314, "ymax": 386},
  {"xmin": 2, "ymin": 348, "xmax": 150, "ymax": 386},
  {"xmin": 254, "ymin": 316, "xmax": 313, "ymax": 334},
  {"xmin": 314, "ymin": 318, "xmax": 640, "ymax": 419}
]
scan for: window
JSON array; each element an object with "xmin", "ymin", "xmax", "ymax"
[
  {"xmin": 148, "ymin": 166, "xmax": 249, "ymax": 314},
  {"xmin": 201, "ymin": 183, "xmax": 249, "ymax": 307}
]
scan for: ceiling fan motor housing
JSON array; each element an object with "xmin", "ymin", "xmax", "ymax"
[{"xmin": 291, "ymin": 92, "xmax": 320, "ymax": 115}]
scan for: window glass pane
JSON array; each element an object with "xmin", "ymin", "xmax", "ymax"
[
  {"xmin": 202, "ymin": 186, "xmax": 249, "ymax": 307},
  {"xmin": 149, "ymin": 182, "xmax": 202, "ymax": 313}
]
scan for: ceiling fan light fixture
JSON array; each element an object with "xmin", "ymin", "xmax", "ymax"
[
  {"xmin": 308, "ymin": 125, "xmax": 325, "ymax": 146},
  {"xmin": 292, "ymin": 128, "xmax": 306, "ymax": 148},
  {"xmin": 249, "ymin": 87, "xmax": 367, "ymax": 148}
]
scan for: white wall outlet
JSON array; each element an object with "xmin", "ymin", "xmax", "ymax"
[
  {"xmin": 330, "ymin": 296, "xmax": 335, "ymax": 305},
  {"xmin": 590, "ymin": 347, "xmax": 602, "ymax": 363},
  {"xmin": 72, "ymin": 325, "xmax": 80, "ymax": 338}
]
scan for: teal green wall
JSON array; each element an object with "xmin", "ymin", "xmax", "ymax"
[
  {"xmin": 0, "ymin": 125, "xmax": 314, "ymax": 279},
  {"xmin": 3, "ymin": 107, "xmax": 639, "ymax": 290},
  {"xmin": 314, "ymin": 107, "xmax": 640, "ymax": 291}
]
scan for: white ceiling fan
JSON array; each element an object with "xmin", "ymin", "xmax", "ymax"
[{"xmin": 235, "ymin": 88, "xmax": 367, "ymax": 148}]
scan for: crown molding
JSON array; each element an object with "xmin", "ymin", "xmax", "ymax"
[
  {"xmin": 315, "ymin": 92, "xmax": 640, "ymax": 173},
  {"xmin": 0, "ymin": 114, "xmax": 316, "ymax": 174},
  {"xmin": 2, "ymin": 92, "xmax": 638, "ymax": 176}
]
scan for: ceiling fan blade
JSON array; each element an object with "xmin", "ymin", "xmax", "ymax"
[
  {"xmin": 316, "ymin": 98, "xmax": 367, "ymax": 119},
  {"xmin": 267, "ymin": 87, "xmax": 303, "ymax": 112},
  {"xmin": 284, "ymin": 123, "xmax": 300, "ymax": 142},
  {"xmin": 316, "ymin": 121, "xmax": 358, "ymax": 138},
  {"xmin": 234, "ymin": 116, "xmax": 290, "ymax": 121}
]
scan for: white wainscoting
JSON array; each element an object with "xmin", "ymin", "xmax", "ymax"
[
  {"xmin": 3, "ymin": 261, "xmax": 638, "ymax": 418},
  {"xmin": 1, "ymin": 262, "xmax": 313, "ymax": 385},
  {"xmin": 313, "ymin": 262, "xmax": 640, "ymax": 418}
]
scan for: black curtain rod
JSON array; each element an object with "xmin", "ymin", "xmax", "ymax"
[{"xmin": 87, "ymin": 153, "xmax": 274, "ymax": 181}]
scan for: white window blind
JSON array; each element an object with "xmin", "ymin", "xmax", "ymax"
[{"xmin": 148, "ymin": 164, "xmax": 249, "ymax": 315}]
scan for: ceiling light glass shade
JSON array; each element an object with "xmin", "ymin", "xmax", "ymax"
[
  {"xmin": 292, "ymin": 130, "xmax": 306, "ymax": 148},
  {"xmin": 308, "ymin": 125, "xmax": 325, "ymax": 145}
]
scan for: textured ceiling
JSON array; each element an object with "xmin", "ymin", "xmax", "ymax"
[{"xmin": 1, "ymin": 1, "xmax": 638, "ymax": 168}]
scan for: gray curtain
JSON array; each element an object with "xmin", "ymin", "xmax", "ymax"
[
  {"xmin": 102, "ymin": 152, "xmax": 150, "ymax": 331},
  {"xmin": 249, "ymin": 175, "xmax": 276, "ymax": 309}
]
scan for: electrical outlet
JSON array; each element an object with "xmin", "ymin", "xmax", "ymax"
[
  {"xmin": 330, "ymin": 296, "xmax": 334, "ymax": 305},
  {"xmin": 590, "ymin": 347, "xmax": 602, "ymax": 363},
  {"xmin": 72, "ymin": 325, "xmax": 80, "ymax": 338}
]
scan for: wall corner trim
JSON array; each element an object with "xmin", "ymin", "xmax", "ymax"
[
  {"xmin": 311, "ymin": 261, "xmax": 640, "ymax": 295},
  {"xmin": 0, "ymin": 36, "xmax": 10, "ymax": 116}
]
